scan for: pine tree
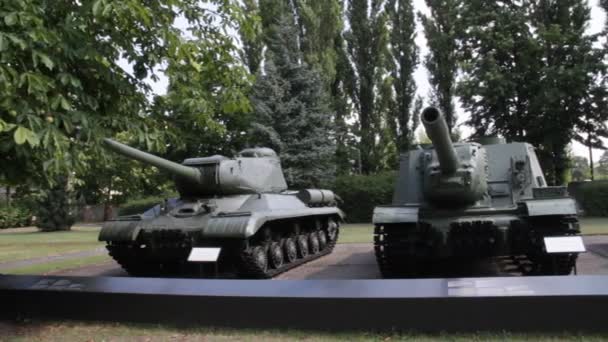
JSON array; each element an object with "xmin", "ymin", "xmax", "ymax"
[
  {"xmin": 36, "ymin": 176, "xmax": 75, "ymax": 232},
  {"xmin": 419, "ymin": 0, "xmax": 461, "ymax": 132},
  {"xmin": 249, "ymin": 15, "xmax": 336, "ymax": 188}
]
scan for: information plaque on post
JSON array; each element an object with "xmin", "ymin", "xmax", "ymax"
[
  {"xmin": 188, "ymin": 247, "xmax": 221, "ymax": 277},
  {"xmin": 543, "ymin": 236, "xmax": 586, "ymax": 254}
]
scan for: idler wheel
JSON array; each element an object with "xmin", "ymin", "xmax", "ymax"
[
  {"xmin": 251, "ymin": 246, "xmax": 268, "ymax": 273},
  {"xmin": 317, "ymin": 231, "xmax": 327, "ymax": 250},
  {"xmin": 269, "ymin": 242, "xmax": 284, "ymax": 269},
  {"xmin": 309, "ymin": 233, "xmax": 320, "ymax": 254},
  {"xmin": 297, "ymin": 235, "xmax": 309, "ymax": 258},
  {"xmin": 326, "ymin": 220, "xmax": 338, "ymax": 243},
  {"xmin": 283, "ymin": 237, "xmax": 298, "ymax": 263}
]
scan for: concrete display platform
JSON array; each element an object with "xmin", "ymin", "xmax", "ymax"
[
  {"xmin": 51, "ymin": 235, "xmax": 608, "ymax": 279},
  {"xmin": 3, "ymin": 273, "xmax": 608, "ymax": 332}
]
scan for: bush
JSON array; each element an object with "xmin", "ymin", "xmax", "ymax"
[
  {"xmin": 0, "ymin": 204, "xmax": 33, "ymax": 229},
  {"xmin": 334, "ymin": 172, "xmax": 396, "ymax": 223},
  {"xmin": 118, "ymin": 195, "xmax": 171, "ymax": 216},
  {"xmin": 575, "ymin": 181, "xmax": 608, "ymax": 216}
]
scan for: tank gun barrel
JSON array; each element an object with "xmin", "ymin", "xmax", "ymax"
[
  {"xmin": 102, "ymin": 138, "xmax": 200, "ymax": 183},
  {"xmin": 421, "ymin": 107, "xmax": 459, "ymax": 174}
]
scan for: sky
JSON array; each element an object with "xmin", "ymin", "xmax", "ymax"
[{"xmin": 129, "ymin": 0, "xmax": 607, "ymax": 161}]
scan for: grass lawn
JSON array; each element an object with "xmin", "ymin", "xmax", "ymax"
[
  {"xmin": 0, "ymin": 225, "xmax": 103, "ymax": 264},
  {"xmin": 1, "ymin": 321, "xmax": 607, "ymax": 342},
  {"xmin": 0, "ymin": 217, "xmax": 606, "ymax": 275},
  {"xmin": 2, "ymin": 255, "xmax": 110, "ymax": 275}
]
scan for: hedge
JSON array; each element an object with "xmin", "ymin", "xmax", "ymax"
[
  {"xmin": 0, "ymin": 204, "xmax": 33, "ymax": 229},
  {"xmin": 573, "ymin": 181, "xmax": 608, "ymax": 216},
  {"xmin": 333, "ymin": 172, "xmax": 396, "ymax": 223},
  {"xmin": 117, "ymin": 196, "xmax": 165, "ymax": 216}
]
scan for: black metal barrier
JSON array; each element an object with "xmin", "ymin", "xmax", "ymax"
[{"xmin": 2, "ymin": 274, "xmax": 608, "ymax": 332}]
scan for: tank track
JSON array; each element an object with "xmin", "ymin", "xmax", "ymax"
[
  {"xmin": 106, "ymin": 244, "xmax": 183, "ymax": 277},
  {"xmin": 375, "ymin": 216, "xmax": 581, "ymax": 278},
  {"xmin": 504, "ymin": 215, "xmax": 580, "ymax": 276},
  {"xmin": 107, "ymin": 218, "xmax": 339, "ymax": 279},
  {"xmin": 374, "ymin": 223, "xmax": 434, "ymax": 278},
  {"xmin": 237, "ymin": 222, "xmax": 340, "ymax": 279}
]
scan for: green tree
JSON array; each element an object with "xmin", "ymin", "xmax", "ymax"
[
  {"xmin": 332, "ymin": 34, "xmax": 358, "ymax": 175},
  {"xmin": 570, "ymin": 155, "xmax": 590, "ymax": 181},
  {"xmin": 238, "ymin": 0, "xmax": 263, "ymax": 74},
  {"xmin": 344, "ymin": 0, "xmax": 390, "ymax": 173},
  {"xmin": 597, "ymin": 150, "xmax": 608, "ymax": 179},
  {"xmin": 458, "ymin": 1, "xmax": 541, "ymax": 140},
  {"xmin": 0, "ymin": 0, "xmax": 253, "ymax": 229},
  {"xmin": 386, "ymin": 0, "xmax": 420, "ymax": 153},
  {"xmin": 419, "ymin": 0, "xmax": 461, "ymax": 132},
  {"xmin": 293, "ymin": 0, "xmax": 343, "ymax": 90},
  {"xmin": 458, "ymin": 0, "xmax": 604, "ymax": 185},
  {"xmin": 36, "ymin": 175, "xmax": 75, "ymax": 231},
  {"xmin": 249, "ymin": 16, "xmax": 336, "ymax": 187},
  {"xmin": 528, "ymin": 0, "xmax": 604, "ymax": 184}
]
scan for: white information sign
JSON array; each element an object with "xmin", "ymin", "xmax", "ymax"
[
  {"xmin": 188, "ymin": 247, "xmax": 221, "ymax": 262},
  {"xmin": 543, "ymin": 236, "xmax": 586, "ymax": 254}
]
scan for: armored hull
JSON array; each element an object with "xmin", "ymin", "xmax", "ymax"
[
  {"xmin": 373, "ymin": 107, "xmax": 581, "ymax": 278},
  {"xmin": 100, "ymin": 139, "xmax": 343, "ymax": 278}
]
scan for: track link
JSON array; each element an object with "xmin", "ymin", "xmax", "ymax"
[
  {"xmin": 107, "ymin": 219, "xmax": 340, "ymax": 279},
  {"xmin": 504, "ymin": 215, "xmax": 580, "ymax": 276},
  {"xmin": 374, "ymin": 223, "xmax": 426, "ymax": 278}
]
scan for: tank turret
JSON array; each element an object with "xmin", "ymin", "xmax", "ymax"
[
  {"xmin": 103, "ymin": 138, "xmax": 287, "ymax": 197},
  {"xmin": 421, "ymin": 107, "xmax": 459, "ymax": 175},
  {"xmin": 420, "ymin": 107, "xmax": 487, "ymax": 205}
]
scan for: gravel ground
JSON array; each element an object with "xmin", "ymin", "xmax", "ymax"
[{"xmin": 49, "ymin": 235, "xmax": 608, "ymax": 279}]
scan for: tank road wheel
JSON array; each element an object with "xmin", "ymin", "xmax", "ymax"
[
  {"xmin": 309, "ymin": 232, "xmax": 320, "ymax": 255},
  {"xmin": 516, "ymin": 216, "xmax": 580, "ymax": 276},
  {"xmin": 317, "ymin": 230, "xmax": 327, "ymax": 250},
  {"xmin": 252, "ymin": 246, "xmax": 268, "ymax": 273},
  {"xmin": 283, "ymin": 237, "xmax": 298, "ymax": 263},
  {"xmin": 326, "ymin": 220, "xmax": 339, "ymax": 244},
  {"xmin": 269, "ymin": 242, "xmax": 284, "ymax": 269},
  {"xmin": 297, "ymin": 235, "xmax": 309, "ymax": 258}
]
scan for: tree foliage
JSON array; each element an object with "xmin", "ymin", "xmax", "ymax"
[
  {"xmin": 386, "ymin": 0, "xmax": 420, "ymax": 153},
  {"xmin": 419, "ymin": 0, "xmax": 460, "ymax": 132},
  {"xmin": 1, "ymin": 0, "xmax": 254, "ymax": 228},
  {"xmin": 458, "ymin": 0, "xmax": 604, "ymax": 185},
  {"xmin": 570, "ymin": 155, "xmax": 589, "ymax": 181},
  {"xmin": 344, "ymin": 0, "xmax": 390, "ymax": 174},
  {"xmin": 0, "ymin": 0, "xmax": 252, "ymax": 180},
  {"xmin": 249, "ymin": 16, "xmax": 336, "ymax": 188}
]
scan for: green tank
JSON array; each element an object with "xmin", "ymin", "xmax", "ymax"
[
  {"xmin": 100, "ymin": 139, "xmax": 343, "ymax": 278},
  {"xmin": 373, "ymin": 107, "xmax": 581, "ymax": 277}
]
